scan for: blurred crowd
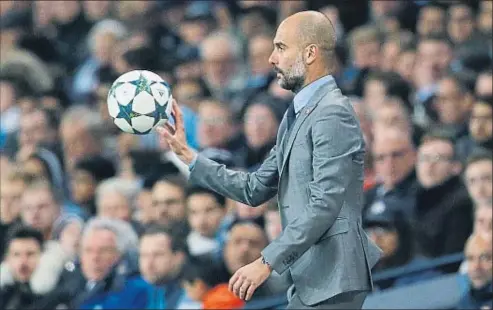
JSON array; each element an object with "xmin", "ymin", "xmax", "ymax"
[{"xmin": 0, "ymin": 0, "xmax": 492, "ymax": 309}]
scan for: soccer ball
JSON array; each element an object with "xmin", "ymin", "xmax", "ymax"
[{"xmin": 107, "ymin": 70, "xmax": 173, "ymax": 135}]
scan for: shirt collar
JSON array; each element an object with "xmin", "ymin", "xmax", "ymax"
[{"xmin": 293, "ymin": 75, "xmax": 333, "ymax": 114}]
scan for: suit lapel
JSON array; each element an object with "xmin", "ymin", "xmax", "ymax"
[
  {"xmin": 279, "ymin": 85, "xmax": 331, "ymax": 177},
  {"xmin": 277, "ymin": 110, "xmax": 288, "ymax": 172}
]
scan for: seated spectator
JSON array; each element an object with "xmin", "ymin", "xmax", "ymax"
[
  {"xmin": 51, "ymin": 214, "xmax": 84, "ymax": 261},
  {"xmin": 264, "ymin": 198, "xmax": 282, "ymax": 242},
  {"xmin": 473, "ymin": 204, "xmax": 492, "ymax": 243},
  {"xmin": 0, "ymin": 166, "xmax": 28, "ymax": 261},
  {"xmin": 456, "ymin": 96, "xmax": 493, "ymax": 162},
  {"xmin": 181, "ymin": 255, "xmax": 244, "ymax": 310},
  {"xmin": 44, "ymin": 217, "xmax": 144, "ymax": 309},
  {"xmin": 456, "ymin": 234, "xmax": 492, "ymax": 310},
  {"xmin": 364, "ymin": 206, "xmax": 441, "ymax": 290},
  {"xmin": 71, "ymin": 155, "xmax": 116, "ymax": 217},
  {"xmin": 151, "ymin": 174, "xmax": 189, "ymax": 231},
  {"xmin": 137, "ymin": 225, "xmax": 189, "ymax": 309},
  {"xmin": 95, "ymin": 177, "xmax": 143, "ymax": 235},
  {"xmin": 414, "ymin": 131, "xmax": 473, "ymax": 258},
  {"xmin": 476, "ymin": 70, "xmax": 492, "ymax": 97},
  {"xmin": 464, "ymin": 151, "xmax": 492, "ymax": 207},
  {"xmin": 186, "ymin": 186, "xmax": 228, "ymax": 256}
]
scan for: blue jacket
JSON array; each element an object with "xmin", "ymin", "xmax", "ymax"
[
  {"xmin": 144, "ymin": 277, "xmax": 184, "ymax": 309},
  {"xmin": 456, "ymin": 281, "xmax": 493, "ymax": 310}
]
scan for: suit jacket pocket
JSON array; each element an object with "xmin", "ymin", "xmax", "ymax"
[{"xmin": 316, "ymin": 217, "xmax": 349, "ymax": 243}]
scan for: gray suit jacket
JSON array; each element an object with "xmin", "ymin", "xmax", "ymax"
[{"xmin": 189, "ymin": 77, "xmax": 382, "ymax": 306}]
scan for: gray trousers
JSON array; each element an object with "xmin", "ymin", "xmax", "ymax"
[{"xmin": 286, "ymin": 288, "xmax": 368, "ymax": 309}]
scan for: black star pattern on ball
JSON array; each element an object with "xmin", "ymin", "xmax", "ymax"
[
  {"xmin": 116, "ymin": 101, "xmax": 139, "ymax": 125},
  {"xmin": 109, "ymin": 81, "xmax": 125, "ymax": 98},
  {"xmin": 128, "ymin": 72, "xmax": 156, "ymax": 96},
  {"xmin": 148, "ymin": 100, "xmax": 169, "ymax": 125}
]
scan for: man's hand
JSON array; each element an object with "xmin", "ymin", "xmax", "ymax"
[
  {"xmin": 229, "ymin": 257, "xmax": 272, "ymax": 301},
  {"xmin": 156, "ymin": 99, "xmax": 196, "ymax": 165}
]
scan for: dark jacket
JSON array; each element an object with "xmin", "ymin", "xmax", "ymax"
[
  {"xmin": 413, "ymin": 175, "xmax": 474, "ymax": 259},
  {"xmin": 456, "ymin": 282, "xmax": 493, "ymax": 310},
  {"xmin": 0, "ymin": 282, "xmax": 43, "ymax": 309}
]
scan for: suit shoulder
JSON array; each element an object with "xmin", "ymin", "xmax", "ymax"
[{"xmin": 314, "ymin": 90, "xmax": 356, "ymax": 120}]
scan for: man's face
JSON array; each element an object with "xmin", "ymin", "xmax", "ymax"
[
  {"xmin": 372, "ymin": 133, "xmax": 416, "ymax": 190},
  {"xmin": 447, "ymin": 5, "xmax": 474, "ymax": 44},
  {"xmin": 265, "ymin": 210, "xmax": 282, "ymax": 242},
  {"xmin": 469, "ymin": 102, "xmax": 493, "ymax": 142},
  {"xmin": 417, "ymin": 6, "xmax": 445, "ymax": 37},
  {"xmin": 197, "ymin": 103, "xmax": 234, "ymax": 149},
  {"xmin": 80, "ymin": 229, "xmax": 120, "ymax": 281},
  {"xmin": 224, "ymin": 223, "xmax": 267, "ymax": 274},
  {"xmin": 465, "ymin": 238, "xmax": 492, "ymax": 289},
  {"xmin": 372, "ymin": 102, "xmax": 410, "ymax": 133},
  {"xmin": 97, "ymin": 191, "xmax": 131, "ymax": 222},
  {"xmin": 201, "ymin": 44, "xmax": 236, "ymax": 88},
  {"xmin": 244, "ymin": 104, "xmax": 279, "ymax": 149},
  {"xmin": 417, "ymin": 140, "xmax": 458, "ymax": 188},
  {"xmin": 19, "ymin": 111, "xmax": 52, "ymax": 149},
  {"xmin": 269, "ymin": 21, "xmax": 307, "ymax": 92},
  {"xmin": 71, "ymin": 169, "xmax": 97, "ymax": 205},
  {"xmin": 380, "ymin": 41, "xmax": 400, "ymax": 72},
  {"xmin": 61, "ymin": 123, "xmax": 100, "ymax": 172},
  {"xmin": 476, "ymin": 73, "xmax": 493, "ymax": 97},
  {"xmin": 475, "ymin": 206, "xmax": 492, "ymax": 242},
  {"xmin": 353, "ymin": 41, "xmax": 381, "ymax": 70},
  {"xmin": 139, "ymin": 233, "xmax": 183, "ymax": 284},
  {"xmin": 435, "ymin": 78, "xmax": 471, "ymax": 125},
  {"xmin": 249, "ymin": 36, "xmax": 274, "ymax": 76},
  {"xmin": 0, "ymin": 180, "xmax": 25, "ymax": 224},
  {"xmin": 21, "ymin": 188, "xmax": 60, "ymax": 234},
  {"xmin": 6, "ymin": 238, "xmax": 42, "ymax": 283},
  {"xmin": 416, "ymin": 40, "xmax": 451, "ymax": 81},
  {"xmin": 151, "ymin": 182, "xmax": 186, "ymax": 226},
  {"xmin": 396, "ymin": 50, "xmax": 415, "ymax": 82},
  {"xmin": 465, "ymin": 160, "xmax": 493, "ymax": 206},
  {"xmin": 364, "ymin": 79, "xmax": 387, "ymax": 111},
  {"xmin": 187, "ymin": 193, "xmax": 225, "ymax": 238}
]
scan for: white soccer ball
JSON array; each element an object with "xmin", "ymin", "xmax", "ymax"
[{"xmin": 107, "ymin": 70, "xmax": 173, "ymax": 135}]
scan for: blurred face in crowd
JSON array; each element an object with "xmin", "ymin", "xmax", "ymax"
[
  {"xmin": 0, "ymin": 81, "xmax": 15, "ymax": 113},
  {"xmin": 140, "ymin": 233, "xmax": 184, "ymax": 284},
  {"xmin": 179, "ymin": 18, "xmax": 212, "ymax": 46},
  {"xmin": 435, "ymin": 78, "xmax": 473, "ymax": 125},
  {"xmin": 201, "ymin": 38, "xmax": 237, "ymax": 88},
  {"xmin": 265, "ymin": 210, "xmax": 282, "ymax": 242},
  {"xmin": 197, "ymin": 101, "xmax": 234, "ymax": 149},
  {"xmin": 352, "ymin": 38, "xmax": 381, "ymax": 70},
  {"xmin": 417, "ymin": 6, "xmax": 445, "ymax": 37},
  {"xmin": 21, "ymin": 187, "xmax": 60, "ymax": 236},
  {"xmin": 173, "ymin": 80, "xmax": 204, "ymax": 111},
  {"xmin": 151, "ymin": 181, "xmax": 186, "ymax": 226},
  {"xmin": 71, "ymin": 169, "xmax": 97, "ymax": 205},
  {"xmin": 372, "ymin": 98, "xmax": 411, "ymax": 134},
  {"xmin": 415, "ymin": 39, "xmax": 452, "ymax": 85},
  {"xmin": 224, "ymin": 223, "xmax": 268, "ymax": 274},
  {"xmin": 465, "ymin": 159, "xmax": 493, "ymax": 206},
  {"xmin": 81, "ymin": 228, "xmax": 121, "ymax": 281},
  {"xmin": 0, "ymin": 178, "xmax": 25, "ymax": 224},
  {"xmin": 447, "ymin": 4, "xmax": 475, "ymax": 44},
  {"xmin": 244, "ymin": 103, "xmax": 279, "ymax": 149},
  {"xmin": 240, "ymin": 11, "xmax": 271, "ymax": 39},
  {"xmin": 53, "ymin": 1, "xmax": 81, "ymax": 24},
  {"xmin": 380, "ymin": 40, "xmax": 400, "ymax": 72},
  {"xmin": 351, "ymin": 99, "xmax": 373, "ymax": 147},
  {"xmin": 474, "ymin": 205, "xmax": 492, "ymax": 242},
  {"xmin": 135, "ymin": 189, "xmax": 154, "ymax": 224},
  {"xmin": 82, "ymin": 0, "xmax": 111, "ymax": 22},
  {"xmin": 22, "ymin": 157, "xmax": 49, "ymax": 179},
  {"xmin": 417, "ymin": 139, "xmax": 461, "ymax": 188},
  {"xmin": 235, "ymin": 200, "xmax": 268, "ymax": 219},
  {"xmin": 187, "ymin": 192, "xmax": 225, "ymax": 238},
  {"xmin": 6, "ymin": 238, "xmax": 42, "ymax": 283},
  {"xmin": 60, "ymin": 122, "xmax": 101, "ymax": 172},
  {"xmin": 19, "ymin": 110, "xmax": 56, "ymax": 150},
  {"xmin": 476, "ymin": 73, "xmax": 493, "ymax": 97},
  {"xmin": 93, "ymin": 32, "xmax": 119, "ymax": 65},
  {"xmin": 395, "ymin": 49, "xmax": 415, "ymax": 83},
  {"xmin": 469, "ymin": 100, "xmax": 493, "ymax": 142},
  {"xmin": 365, "ymin": 225, "xmax": 398, "ymax": 258},
  {"xmin": 97, "ymin": 191, "xmax": 132, "ymax": 222},
  {"xmin": 478, "ymin": 0, "xmax": 492, "ymax": 35},
  {"xmin": 249, "ymin": 35, "xmax": 274, "ymax": 77},
  {"xmin": 465, "ymin": 235, "xmax": 492, "ymax": 289},
  {"xmin": 364, "ymin": 78, "xmax": 387, "ymax": 111},
  {"xmin": 372, "ymin": 129, "xmax": 416, "ymax": 190}
]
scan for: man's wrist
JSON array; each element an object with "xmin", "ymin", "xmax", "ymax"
[{"xmin": 261, "ymin": 256, "xmax": 273, "ymax": 272}]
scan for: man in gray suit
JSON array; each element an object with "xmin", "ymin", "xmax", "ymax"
[{"xmin": 157, "ymin": 10, "xmax": 382, "ymax": 309}]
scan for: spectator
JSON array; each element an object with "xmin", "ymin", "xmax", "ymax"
[
  {"xmin": 456, "ymin": 96, "xmax": 493, "ymax": 162},
  {"xmin": 186, "ymin": 186, "xmax": 228, "ymax": 256},
  {"xmin": 151, "ymin": 174, "xmax": 188, "ymax": 229},
  {"xmin": 138, "ymin": 225, "xmax": 189, "ymax": 309},
  {"xmin": 51, "ymin": 214, "xmax": 84, "ymax": 260},
  {"xmin": 181, "ymin": 255, "xmax": 244, "ymax": 309},
  {"xmin": 134, "ymin": 176, "xmax": 157, "ymax": 226},
  {"xmin": 473, "ymin": 204, "xmax": 492, "ymax": 243},
  {"xmin": 414, "ymin": 131, "xmax": 473, "ymax": 257},
  {"xmin": 416, "ymin": 3, "xmax": 446, "ymax": 38},
  {"xmin": 475, "ymin": 70, "xmax": 493, "ymax": 97},
  {"xmin": 365, "ymin": 128, "xmax": 418, "ymax": 219},
  {"xmin": 446, "ymin": 3, "xmax": 476, "ymax": 47},
  {"xmin": 456, "ymin": 234, "xmax": 492, "ymax": 310},
  {"xmin": 464, "ymin": 151, "xmax": 492, "ymax": 207},
  {"xmin": 264, "ymin": 198, "xmax": 282, "ymax": 242}
]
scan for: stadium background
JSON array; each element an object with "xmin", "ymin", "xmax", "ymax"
[{"xmin": 0, "ymin": 0, "xmax": 491, "ymax": 309}]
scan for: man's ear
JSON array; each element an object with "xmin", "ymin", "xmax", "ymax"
[{"xmin": 305, "ymin": 44, "xmax": 317, "ymax": 65}]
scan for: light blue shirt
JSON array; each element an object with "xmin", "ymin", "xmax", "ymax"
[{"xmin": 293, "ymin": 75, "xmax": 334, "ymax": 116}]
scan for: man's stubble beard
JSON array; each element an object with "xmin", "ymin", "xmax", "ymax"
[{"xmin": 278, "ymin": 53, "xmax": 306, "ymax": 93}]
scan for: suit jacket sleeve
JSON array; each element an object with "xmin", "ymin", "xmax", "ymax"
[
  {"xmin": 188, "ymin": 146, "xmax": 279, "ymax": 206},
  {"xmin": 262, "ymin": 105, "xmax": 363, "ymax": 275}
]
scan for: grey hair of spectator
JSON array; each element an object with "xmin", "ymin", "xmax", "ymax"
[
  {"xmin": 82, "ymin": 217, "xmax": 139, "ymax": 254},
  {"xmin": 95, "ymin": 177, "xmax": 141, "ymax": 212},
  {"xmin": 60, "ymin": 105, "xmax": 104, "ymax": 143},
  {"xmin": 199, "ymin": 30, "xmax": 243, "ymax": 60},
  {"xmin": 87, "ymin": 19, "xmax": 128, "ymax": 53}
]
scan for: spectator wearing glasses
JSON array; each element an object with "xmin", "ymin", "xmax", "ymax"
[{"xmin": 414, "ymin": 131, "xmax": 473, "ymax": 258}]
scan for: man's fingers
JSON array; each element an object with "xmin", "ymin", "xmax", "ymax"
[
  {"xmin": 233, "ymin": 277, "xmax": 244, "ymax": 297},
  {"xmin": 245, "ymin": 283, "xmax": 257, "ymax": 301},
  {"xmin": 164, "ymin": 122, "xmax": 175, "ymax": 135},
  {"xmin": 229, "ymin": 272, "xmax": 240, "ymax": 292},
  {"xmin": 239, "ymin": 281, "xmax": 252, "ymax": 300},
  {"xmin": 172, "ymin": 99, "xmax": 185, "ymax": 132}
]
